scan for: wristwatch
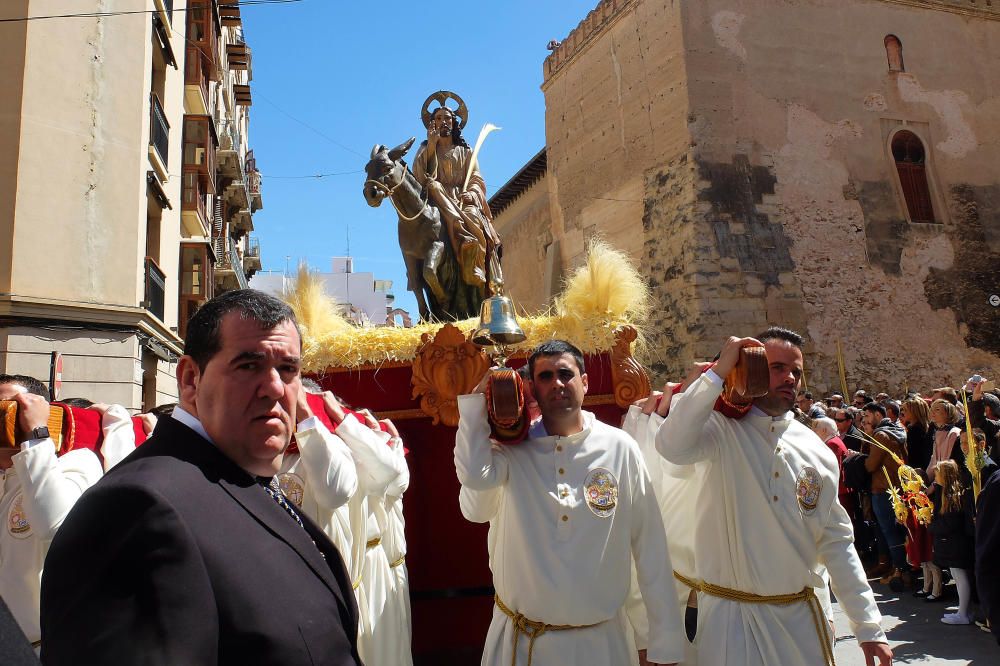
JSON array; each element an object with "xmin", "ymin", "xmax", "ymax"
[{"xmin": 28, "ymin": 426, "xmax": 50, "ymax": 440}]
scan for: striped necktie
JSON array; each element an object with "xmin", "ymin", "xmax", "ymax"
[{"xmin": 263, "ymin": 477, "xmax": 306, "ymax": 530}]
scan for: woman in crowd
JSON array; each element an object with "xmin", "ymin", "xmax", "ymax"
[
  {"xmin": 928, "ymin": 400, "xmax": 963, "ymax": 480},
  {"xmin": 929, "ymin": 460, "xmax": 976, "ymax": 623},
  {"xmin": 902, "ymin": 397, "xmax": 935, "ymax": 474}
]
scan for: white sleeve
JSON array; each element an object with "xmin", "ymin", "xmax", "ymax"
[
  {"xmin": 454, "ymin": 393, "xmax": 508, "ymax": 490},
  {"xmin": 295, "ymin": 417, "xmax": 358, "ymax": 511},
  {"xmin": 13, "ymin": 442, "xmax": 103, "ymax": 542},
  {"xmin": 385, "ymin": 438, "xmax": 410, "ymax": 501},
  {"xmin": 630, "ymin": 443, "xmax": 685, "ymax": 664},
  {"xmin": 336, "ymin": 414, "xmax": 406, "ymax": 497},
  {"xmin": 624, "ymin": 557, "xmax": 650, "ymax": 651},
  {"xmin": 458, "ymin": 483, "xmax": 501, "ymax": 523},
  {"xmin": 818, "ymin": 497, "xmax": 886, "ymax": 644},
  {"xmin": 98, "ymin": 404, "xmax": 137, "ymax": 472},
  {"xmin": 656, "ymin": 372, "xmax": 724, "ymax": 465}
]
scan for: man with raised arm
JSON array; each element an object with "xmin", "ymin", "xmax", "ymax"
[
  {"xmin": 656, "ymin": 328, "xmax": 892, "ymax": 666},
  {"xmin": 455, "ymin": 340, "xmax": 683, "ymax": 666}
]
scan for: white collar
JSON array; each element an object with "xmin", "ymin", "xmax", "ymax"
[
  {"xmin": 171, "ymin": 406, "xmax": 216, "ymax": 446},
  {"xmin": 528, "ymin": 411, "xmax": 594, "ymax": 443}
]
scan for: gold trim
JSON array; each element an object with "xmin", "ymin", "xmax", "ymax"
[
  {"xmin": 389, "ymin": 555, "xmax": 406, "ymax": 568},
  {"xmin": 366, "ymin": 536, "xmax": 382, "ymax": 550}
]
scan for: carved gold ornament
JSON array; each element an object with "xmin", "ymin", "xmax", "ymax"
[
  {"xmin": 411, "ymin": 323, "xmax": 489, "ymax": 427},
  {"xmin": 421, "ymin": 90, "xmax": 468, "ymax": 130}
]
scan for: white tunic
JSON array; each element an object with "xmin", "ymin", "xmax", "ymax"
[
  {"xmin": 277, "ymin": 417, "xmax": 358, "ymax": 568},
  {"xmin": 0, "ymin": 441, "xmax": 102, "ymax": 643},
  {"xmin": 455, "ymin": 394, "xmax": 685, "ymax": 666},
  {"xmin": 336, "ymin": 414, "xmax": 411, "ymax": 666},
  {"xmin": 622, "ymin": 406, "xmax": 702, "ymax": 666},
  {"xmin": 379, "ymin": 435, "xmax": 412, "ymax": 664},
  {"xmin": 655, "ymin": 372, "xmax": 886, "ymax": 665},
  {"xmin": 98, "ymin": 404, "xmax": 138, "ymax": 472}
]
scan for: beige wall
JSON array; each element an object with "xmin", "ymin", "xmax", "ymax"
[
  {"xmin": 494, "ymin": 174, "xmax": 557, "ymax": 314},
  {"xmin": 0, "ymin": 1, "xmax": 188, "ymax": 408},
  {"xmin": 0, "ymin": 1, "xmax": 29, "ymax": 294}
]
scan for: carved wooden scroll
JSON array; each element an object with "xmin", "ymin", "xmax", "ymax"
[
  {"xmin": 411, "ymin": 323, "xmax": 490, "ymax": 427},
  {"xmin": 610, "ymin": 325, "xmax": 651, "ymax": 409}
]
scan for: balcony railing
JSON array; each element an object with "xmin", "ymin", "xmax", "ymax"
[
  {"xmin": 246, "ymin": 236, "xmax": 260, "ymax": 258},
  {"xmin": 149, "ymin": 93, "xmax": 169, "ymax": 168},
  {"xmin": 182, "ymin": 171, "xmax": 209, "ymax": 232},
  {"xmin": 144, "ymin": 257, "xmax": 167, "ymax": 322}
]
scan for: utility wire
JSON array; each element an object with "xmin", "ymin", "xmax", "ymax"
[
  {"xmin": 257, "ymin": 94, "xmax": 365, "ymax": 158},
  {"xmin": 0, "ymin": 0, "xmax": 303, "ymax": 23}
]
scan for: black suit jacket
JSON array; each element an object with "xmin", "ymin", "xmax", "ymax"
[{"xmin": 40, "ymin": 417, "xmax": 362, "ymax": 665}]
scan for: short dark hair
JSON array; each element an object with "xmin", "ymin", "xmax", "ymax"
[
  {"xmin": 528, "ymin": 340, "xmax": 585, "ymax": 379},
  {"xmin": 59, "ymin": 397, "xmax": 94, "ymax": 409},
  {"xmin": 183, "ymin": 289, "xmax": 300, "ymax": 370},
  {"xmin": 982, "ymin": 393, "xmax": 1000, "ymax": 414},
  {"xmin": 802, "ymin": 392, "xmax": 813, "ymax": 400},
  {"xmin": 863, "ymin": 402, "xmax": 887, "ymax": 418},
  {"xmin": 0, "ymin": 373, "xmax": 49, "ymax": 398},
  {"xmin": 885, "ymin": 400, "xmax": 900, "ymax": 419},
  {"xmin": 756, "ymin": 327, "xmax": 804, "ymax": 349},
  {"xmin": 146, "ymin": 402, "xmax": 178, "ymax": 419}
]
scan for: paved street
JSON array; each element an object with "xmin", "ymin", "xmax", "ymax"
[{"xmin": 833, "ymin": 579, "xmax": 996, "ymax": 664}]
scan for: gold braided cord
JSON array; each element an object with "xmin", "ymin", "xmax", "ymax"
[
  {"xmin": 494, "ymin": 594, "xmax": 602, "ymax": 666},
  {"xmin": 365, "ymin": 536, "xmax": 382, "ymax": 550},
  {"xmin": 389, "ymin": 555, "xmax": 406, "ymax": 568},
  {"xmin": 352, "ymin": 578, "xmax": 361, "ymax": 591},
  {"xmin": 672, "ymin": 572, "xmax": 836, "ymax": 666}
]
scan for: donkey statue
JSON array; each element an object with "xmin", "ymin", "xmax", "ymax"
[{"xmin": 363, "ymin": 138, "xmax": 479, "ymax": 321}]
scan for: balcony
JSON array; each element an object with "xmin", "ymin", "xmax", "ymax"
[
  {"xmin": 181, "ymin": 172, "xmax": 209, "ymax": 237},
  {"xmin": 244, "ymin": 236, "xmax": 261, "ymax": 274},
  {"xmin": 246, "ymin": 150, "xmax": 263, "ymax": 211},
  {"xmin": 227, "ymin": 30, "xmax": 251, "ymax": 72},
  {"xmin": 144, "ymin": 257, "xmax": 167, "ymax": 322},
  {"xmin": 148, "ymin": 93, "xmax": 170, "ymax": 181},
  {"xmin": 184, "ymin": 46, "xmax": 210, "ymax": 115},
  {"xmin": 183, "ymin": 115, "xmax": 217, "ymax": 192},
  {"xmin": 213, "ymin": 235, "xmax": 250, "ymax": 292},
  {"xmin": 220, "ymin": 3, "xmax": 242, "ymax": 27},
  {"xmin": 233, "ymin": 83, "xmax": 252, "ymax": 106},
  {"xmin": 178, "ymin": 242, "xmax": 212, "ymax": 339}
]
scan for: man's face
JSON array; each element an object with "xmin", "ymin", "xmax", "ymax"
[
  {"xmin": 862, "ymin": 409, "xmax": 881, "ymax": 431},
  {"xmin": 797, "ymin": 395, "xmax": 813, "ymax": 412},
  {"xmin": 431, "ymin": 108, "xmax": 454, "ymax": 137},
  {"xmin": 753, "ymin": 339, "xmax": 802, "ymax": 416},
  {"xmin": 853, "ymin": 395, "xmax": 867, "ymax": 408},
  {"xmin": 179, "ymin": 313, "xmax": 302, "ymax": 476},
  {"xmin": 830, "ymin": 396, "xmax": 844, "ymax": 408},
  {"xmin": 530, "ymin": 353, "xmax": 588, "ymax": 422},
  {"xmin": 834, "ymin": 409, "xmax": 852, "ymax": 434}
]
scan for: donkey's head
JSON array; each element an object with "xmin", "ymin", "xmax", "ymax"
[{"xmin": 362, "ymin": 137, "xmax": 415, "ymax": 208}]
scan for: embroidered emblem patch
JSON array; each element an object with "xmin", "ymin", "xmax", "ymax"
[
  {"xmin": 278, "ymin": 473, "xmax": 305, "ymax": 508},
  {"xmin": 7, "ymin": 493, "xmax": 31, "ymax": 538},
  {"xmin": 584, "ymin": 468, "xmax": 619, "ymax": 518},
  {"xmin": 796, "ymin": 466, "xmax": 823, "ymax": 514}
]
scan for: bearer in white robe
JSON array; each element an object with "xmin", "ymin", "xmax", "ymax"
[
  {"xmin": 0, "ymin": 385, "xmax": 103, "ymax": 647},
  {"xmin": 455, "ymin": 340, "xmax": 684, "ymax": 666},
  {"xmin": 335, "ymin": 406, "xmax": 410, "ymax": 666},
  {"xmin": 277, "ymin": 390, "xmax": 358, "ymax": 570},
  {"xmin": 656, "ymin": 330, "xmax": 891, "ymax": 666},
  {"xmin": 379, "ymin": 427, "xmax": 412, "ymax": 661}
]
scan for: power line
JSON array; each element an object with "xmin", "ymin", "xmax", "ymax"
[
  {"xmin": 0, "ymin": 0, "xmax": 303, "ymax": 23},
  {"xmin": 257, "ymin": 94, "xmax": 365, "ymax": 158},
  {"xmin": 262, "ymin": 170, "xmax": 364, "ymax": 179}
]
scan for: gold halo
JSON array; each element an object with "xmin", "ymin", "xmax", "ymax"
[{"xmin": 421, "ymin": 90, "xmax": 468, "ymax": 130}]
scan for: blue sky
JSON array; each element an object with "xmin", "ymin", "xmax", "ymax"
[{"xmin": 243, "ymin": 0, "xmax": 598, "ymax": 316}]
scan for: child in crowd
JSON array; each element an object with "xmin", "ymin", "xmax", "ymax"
[{"xmin": 929, "ymin": 460, "xmax": 976, "ymax": 624}]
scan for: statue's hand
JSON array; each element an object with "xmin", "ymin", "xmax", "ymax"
[{"xmin": 426, "ymin": 123, "xmax": 438, "ymax": 147}]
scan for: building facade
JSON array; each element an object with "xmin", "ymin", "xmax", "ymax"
[
  {"xmin": 251, "ymin": 258, "xmax": 399, "ymax": 327},
  {"xmin": 492, "ymin": 0, "xmax": 1000, "ymax": 392},
  {"xmin": 0, "ymin": 0, "xmax": 263, "ymax": 410}
]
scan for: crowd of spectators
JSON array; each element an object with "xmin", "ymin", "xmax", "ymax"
[{"xmin": 795, "ymin": 378, "xmax": 1000, "ymax": 642}]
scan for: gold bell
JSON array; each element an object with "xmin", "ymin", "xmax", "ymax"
[{"xmin": 472, "ymin": 293, "xmax": 526, "ymax": 347}]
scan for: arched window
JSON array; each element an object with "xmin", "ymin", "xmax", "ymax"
[
  {"xmin": 892, "ymin": 130, "xmax": 935, "ymax": 223},
  {"xmin": 885, "ymin": 35, "xmax": 904, "ymax": 72}
]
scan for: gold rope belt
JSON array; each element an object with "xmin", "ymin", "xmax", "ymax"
[
  {"xmin": 494, "ymin": 594, "xmax": 603, "ymax": 666},
  {"xmin": 389, "ymin": 555, "xmax": 406, "ymax": 568},
  {"xmin": 366, "ymin": 536, "xmax": 382, "ymax": 549},
  {"xmin": 673, "ymin": 571, "xmax": 836, "ymax": 666}
]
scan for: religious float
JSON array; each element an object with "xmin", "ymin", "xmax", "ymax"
[{"xmin": 290, "ymin": 236, "xmax": 652, "ymax": 664}]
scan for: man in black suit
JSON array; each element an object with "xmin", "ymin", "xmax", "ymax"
[{"xmin": 40, "ymin": 290, "xmax": 361, "ymax": 665}]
